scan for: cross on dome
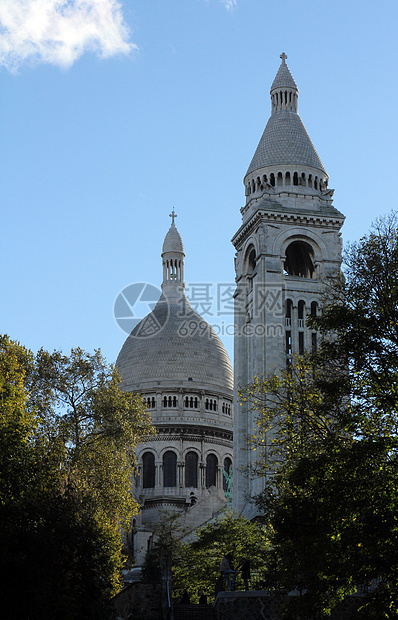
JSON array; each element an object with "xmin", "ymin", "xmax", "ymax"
[
  {"xmin": 280, "ymin": 52, "xmax": 287, "ymax": 64},
  {"xmin": 169, "ymin": 209, "xmax": 177, "ymax": 226}
]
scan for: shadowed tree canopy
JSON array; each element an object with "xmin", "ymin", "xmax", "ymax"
[
  {"xmin": 172, "ymin": 512, "xmax": 271, "ymax": 603},
  {"xmin": 0, "ymin": 336, "xmax": 155, "ymax": 620},
  {"xmin": 240, "ymin": 213, "xmax": 398, "ymax": 618}
]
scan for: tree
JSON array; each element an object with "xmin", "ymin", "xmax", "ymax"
[
  {"xmin": 141, "ymin": 510, "xmax": 188, "ymax": 586},
  {"xmin": 172, "ymin": 512, "xmax": 271, "ymax": 603},
  {"xmin": 32, "ymin": 346, "xmax": 155, "ymax": 532},
  {"xmin": 311, "ymin": 211, "xmax": 398, "ymax": 440},
  {"xmin": 0, "ymin": 336, "xmax": 155, "ymax": 619},
  {"xmin": 240, "ymin": 213, "xmax": 398, "ymax": 618}
]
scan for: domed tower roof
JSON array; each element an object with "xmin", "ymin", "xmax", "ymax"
[
  {"xmin": 162, "ymin": 210, "xmax": 184, "ymax": 254},
  {"xmin": 270, "ymin": 55, "xmax": 298, "ymax": 91},
  {"xmin": 116, "ymin": 214, "xmax": 233, "ymax": 395},
  {"xmin": 246, "ymin": 53, "xmax": 326, "ymax": 178}
]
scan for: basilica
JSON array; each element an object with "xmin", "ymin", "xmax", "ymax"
[
  {"xmin": 116, "ymin": 214, "xmax": 234, "ymax": 561},
  {"xmin": 115, "ymin": 53, "xmax": 345, "ymax": 556}
]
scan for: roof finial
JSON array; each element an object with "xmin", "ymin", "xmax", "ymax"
[
  {"xmin": 169, "ymin": 209, "xmax": 177, "ymax": 226},
  {"xmin": 280, "ymin": 52, "xmax": 287, "ymax": 64}
]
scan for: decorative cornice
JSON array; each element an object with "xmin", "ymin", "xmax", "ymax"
[
  {"xmin": 142, "ymin": 388, "xmax": 233, "ymax": 399},
  {"xmin": 142, "ymin": 498, "xmax": 188, "ymax": 509},
  {"xmin": 155, "ymin": 425, "xmax": 233, "ymax": 443},
  {"xmin": 232, "ymin": 205, "xmax": 345, "ymax": 249}
]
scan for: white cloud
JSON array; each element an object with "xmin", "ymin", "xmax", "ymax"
[
  {"xmin": 0, "ymin": 0, "xmax": 135, "ymax": 71},
  {"xmin": 221, "ymin": 0, "xmax": 237, "ymax": 9}
]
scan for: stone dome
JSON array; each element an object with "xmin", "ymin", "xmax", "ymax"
[
  {"xmin": 116, "ymin": 295, "xmax": 233, "ymax": 394},
  {"xmin": 162, "ymin": 223, "xmax": 184, "ymax": 255}
]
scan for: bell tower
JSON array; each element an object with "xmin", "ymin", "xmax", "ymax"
[{"xmin": 232, "ymin": 54, "xmax": 345, "ymax": 517}]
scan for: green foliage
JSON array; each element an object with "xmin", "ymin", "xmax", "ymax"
[
  {"xmin": 240, "ymin": 355, "xmax": 350, "ymax": 478},
  {"xmin": 240, "ymin": 213, "xmax": 398, "ymax": 618},
  {"xmin": 311, "ymin": 212, "xmax": 398, "ymax": 438},
  {"xmin": 0, "ymin": 336, "xmax": 155, "ymax": 619},
  {"xmin": 142, "ymin": 510, "xmax": 187, "ymax": 583},
  {"xmin": 172, "ymin": 512, "xmax": 271, "ymax": 603}
]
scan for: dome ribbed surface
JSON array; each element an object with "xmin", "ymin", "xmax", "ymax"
[
  {"xmin": 246, "ymin": 110, "xmax": 326, "ymax": 176},
  {"xmin": 116, "ymin": 296, "xmax": 233, "ymax": 393},
  {"xmin": 162, "ymin": 225, "xmax": 184, "ymax": 254},
  {"xmin": 271, "ymin": 62, "xmax": 298, "ymax": 92}
]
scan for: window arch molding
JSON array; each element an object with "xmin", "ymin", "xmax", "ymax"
[
  {"xmin": 243, "ymin": 241, "xmax": 259, "ymax": 275},
  {"xmin": 273, "ymin": 230, "xmax": 325, "ymax": 262}
]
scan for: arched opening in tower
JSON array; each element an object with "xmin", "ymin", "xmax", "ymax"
[
  {"xmin": 284, "ymin": 241, "xmax": 315, "ymax": 278},
  {"xmin": 248, "ymin": 249, "xmax": 256, "ymax": 273}
]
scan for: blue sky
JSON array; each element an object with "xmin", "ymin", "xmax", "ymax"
[{"xmin": 1, "ymin": 0, "xmax": 397, "ymax": 366}]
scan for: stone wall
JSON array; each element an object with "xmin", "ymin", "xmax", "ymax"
[
  {"xmin": 112, "ymin": 582, "xmax": 162, "ymax": 620},
  {"xmin": 213, "ymin": 591, "xmax": 362, "ymax": 620}
]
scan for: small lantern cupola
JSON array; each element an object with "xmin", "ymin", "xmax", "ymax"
[
  {"xmin": 270, "ymin": 52, "xmax": 299, "ymax": 114},
  {"xmin": 161, "ymin": 210, "xmax": 185, "ymax": 297}
]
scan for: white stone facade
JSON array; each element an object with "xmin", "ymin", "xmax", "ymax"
[{"xmin": 232, "ymin": 54, "xmax": 345, "ymax": 518}]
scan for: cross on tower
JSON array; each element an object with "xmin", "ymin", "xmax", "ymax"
[
  {"xmin": 169, "ymin": 209, "xmax": 177, "ymax": 225},
  {"xmin": 280, "ymin": 52, "xmax": 287, "ymax": 64}
]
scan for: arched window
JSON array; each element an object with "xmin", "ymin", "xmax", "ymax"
[
  {"xmin": 248, "ymin": 249, "xmax": 256, "ymax": 274},
  {"xmin": 185, "ymin": 452, "xmax": 198, "ymax": 488},
  {"xmin": 163, "ymin": 396, "xmax": 167, "ymax": 407},
  {"xmin": 284, "ymin": 241, "xmax": 315, "ymax": 278},
  {"xmin": 311, "ymin": 301, "xmax": 318, "ymax": 317},
  {"xmin": 163, "ymin": 451, "xmax": 177, "ymax": 488},
  {"xmin": 298, "ymin": 300, "xmax": 306, "ymax": 355},
  {"xmin": 311, "ymin": 302, "xmax": 318, "ymax": 352},
  {"xmin": 223, "ymin": 457, "xmax": 232, "ymax": 491},
  {"xmin": 173, "ymin": 396, "xmax": 177, "ymax": 407},
  {"xmin": 285, "ymin": 299, "xmax": 293, "ymax": 326},
  {"xmin": 206, "ymin": 454, "xmax": 218, "ymax": 488},
  {"xmin": 142, "ymin": 452, "xmax": 155, "ymax": 489}
]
